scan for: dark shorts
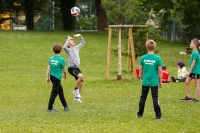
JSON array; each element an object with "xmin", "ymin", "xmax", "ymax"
[
  {"xmin": 189, "ymin": 73, "xmax": 200, "ymax": 79},
  {"xmin": 68, "ymin": 67, "xmax": 83, "ymax": 81}
]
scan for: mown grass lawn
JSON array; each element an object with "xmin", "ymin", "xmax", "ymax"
[{"xmin": 0, "ymin": 30, "xmax": 200, "ymax": 133}]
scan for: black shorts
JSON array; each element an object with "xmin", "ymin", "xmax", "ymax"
[
  {"xmin": 189, "ymin": 73, "xmax": 200, "ymax": 79},
  {"xmin": 68, "ymin": 67, "xmax": 83, "ymax": 81}
]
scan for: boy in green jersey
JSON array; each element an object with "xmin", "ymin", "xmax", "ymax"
[
  {"xmin": 46, "ymin": 44, "xmax": 69, "ymax": 112},
  {"xmin": 137, "ymin": 40, "xmax": 163, "ymax": 120},
  {"xmin": 181, "ymin": 39, "xmax": 200, "ymax": 102}
]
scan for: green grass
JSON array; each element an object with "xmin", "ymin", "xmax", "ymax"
[{"xmin": 0, "ymin": 31, "xmax": 200, "ymax": 133}]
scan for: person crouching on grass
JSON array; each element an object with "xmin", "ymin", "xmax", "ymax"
[
  {"xmin": 63, "ymin": 34, "xmax": 85, "ymax": 103},
  {"xmin": 181, "ymin": 39, "xmax": 200, "ymax": 102},
  {"xmin": 46, "ymin": 44, "xmax": 70, "ymax": 112},
  {"xmin": 137, "ymin": 40, "xmax": 163, "ymax": 120}
]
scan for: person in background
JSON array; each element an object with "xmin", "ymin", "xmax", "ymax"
[
  {"xmin": 169, "ymin": 62, "xmax": 187, "ymax": 82},
  {"xmin": 162, "ymin": 66, "xmax": 169, "ymax": 83},
  {"xmin": 181, "ymin": 39, "xmax": 200, "ymax": 102}
]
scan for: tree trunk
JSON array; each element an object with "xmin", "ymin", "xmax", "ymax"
[
  {"xmin": 60, "ymin": 0, "xmax": 76, "ymax": 31},
  {"xmin": 95, "ymin": 0, "xmax": 108, "ymax": 32},
  {"xmin": 23, "ymin": 0, "xmax": 34, "ymax": 30}
]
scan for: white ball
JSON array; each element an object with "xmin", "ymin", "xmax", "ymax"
[{"xmin": 71, "ymin": 7, "xmax": 80, "ymax": 17}]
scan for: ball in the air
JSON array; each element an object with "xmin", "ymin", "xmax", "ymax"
[{"xmin": 71, "ymin": 7, "xmax": 80, "ymax": 17}]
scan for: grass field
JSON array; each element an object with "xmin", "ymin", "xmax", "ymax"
[{"xmin": 0, "ymin": 30, "xmax": 200, "ymax": 133}]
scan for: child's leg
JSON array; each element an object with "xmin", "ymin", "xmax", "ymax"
[
  {"xmin": 137, "ymin": 85, "xmax": 149, "ymax": 116},
  {"xmin": 58, "ymin": 84, "xmax": 68, "ymax": 107},
  {"xmin": 48, "ymin": 76, "xmax": 59, "ymax": 109},
  {"xmin": 76, "ymin": 73, "xmax": 83, "ymax": 93},
  {"xmin": 151, "ymin": 86, "xmax": 162, "ymax": 117},
  {"xmin": 194, "ymin": 78, "xmax": 200, "ymax": 100},
  {"xmin": 185, "ymin": 77, "xmax": 192, "ymax": 98}
]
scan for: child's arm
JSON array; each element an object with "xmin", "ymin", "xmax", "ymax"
[
  {"xmin": 74, "ymin": 34, "xmax": 85, "ymax": 50},
  {"xmin": 63, "ymin": 36, "xmax": 71, "ymax": 53},
  {"xmin": 139, "ymin": 65, "xmax": 143, "ymax": 81},
  {"xmin": 186, "ymin": 60, "xmax": 196, "ymax": 76},
  {"xmin": 63, "ymin": 67, "xmax": 67, "ymax": 79},
  {"xmin": 158, "ymin": 66, "xmax": 162, "ymax": 88},
  {"xmin": 46, "ymin": 65, "xmax": 50, "ymax": 83}
]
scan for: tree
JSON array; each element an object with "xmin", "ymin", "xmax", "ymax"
[
  {"xmin": 59, "ymin": 0, "xmax": 76, "ymax": 30},
  {"xmin": 173, "ymin": 0, "xmax": 200, "ymax": 40},
  {"xmin": 94, "ymin": 0, "xmax": 108, "ymax": 32},
  {"xmin": 141, "ymin": 0, "xmax": 200, "ymax": 41},
  {"xmin": 102, "ymin": 0, "xmax": 148, "ymax": 25}
]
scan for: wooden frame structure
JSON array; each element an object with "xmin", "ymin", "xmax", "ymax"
[{"xmin": 106, "ymin": 25, "xmax": 148, "ymax": 80}]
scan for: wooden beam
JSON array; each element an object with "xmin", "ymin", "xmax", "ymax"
[{"xmin": 109, "ymin": 25, "xmax": 148, "ymax": 28}]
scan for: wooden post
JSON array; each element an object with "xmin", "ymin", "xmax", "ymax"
[
  {"xmin": 127, "ymin": 28, "xmax": 131, "ymax": 72},
  {"xmin": 106, "ymin": 27, "xmax": 112, "ymax": 80},
  {"xmin": 106, "ymin": 25, "xmax": 147, "ymax": 80},
  {"xmin": 117, "ymin": 27, "xmax": 122, "ymax": 80},
  {"xmin": 130, "ymin": 29, "xmax": 137, "ymax": 79}
]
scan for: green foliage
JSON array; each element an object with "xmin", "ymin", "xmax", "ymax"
[
  {"xmin": 173, "ymin": 0, "xmax": 200, "ymax": 39},
  {"xmin": 141, "ymin": 0, "xmax": 200, "ymax": 41},
  {"xmin": 101, "ymin": 0, "xmax": 148, "ymax": 24},
  {"xmin": 77, "ymin": 15, "xmax": 97, "ymax": 30}
]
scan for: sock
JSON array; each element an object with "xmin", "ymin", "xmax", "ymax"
[{"xmin": 74, "ymin": 87, "xmax": 78, "ymax": 90}]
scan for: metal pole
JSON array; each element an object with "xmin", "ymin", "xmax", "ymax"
[{"xmin": 52, "ymin": 0, "xmax": 55, "ymax": 30}]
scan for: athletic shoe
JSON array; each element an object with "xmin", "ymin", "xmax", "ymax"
[
  {"xmin": 156, "ymin": 116, "xmax": 163, "ymax": 120},
  {"xmin": 192, "ymin": 98, "xmax": 199, "ymax": 102},
  {"xmin": 72, "ymin": 89, "xmax": 81, "ymax": 98},
  {"xmin": 74, "ymin": 98, "xmax": 83, "ymax": 103},
  {"xmin": 47, "ymin": 108, "xmax": 58, "ymax": 112},
  {"xmin": 64, "ymin": 106, "xmax": 70, "ymax": 111},
  {"xmin": 181, "ymin": 96, "xmax": 192, "ymax": 102},
  {"xmin": 137, "ymin": 114, "xmax": 143, "ymax": 118}
]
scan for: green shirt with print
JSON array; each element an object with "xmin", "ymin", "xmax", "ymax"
[
  {"xmin": 190, "ymin": 50, "xmax": 200, "ymax": 74},
  {"xmin": 140, "ymin": 54, "xmax": 162, "ymax": 87},
  {"xmin": 48, "ymin": 55, "xmax": 66, "ymax": 80}
]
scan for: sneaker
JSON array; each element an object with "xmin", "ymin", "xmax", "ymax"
[
  {"xmin": 64, "ymin": 106, "xmax": 70, "ymax": 111},
  {"xmin": 192, "ymin": 98, "xmax": 199, "ymax": 102},
  {"xmin": 181, "ymin": 96, "xmax": 192, "ymax": 102},
  {"xmin": 74, "ymin": 98, "xmax": 83, "ymax": 103},
  {"xmin": 137, "ymin": 114, "xmax": 143, "ymax": 118},
  {"xmin": 156, "ymin": 116, "xmax": 163, "ymax": 120},
  {"xmin": 72, "ymin": 89, "xmax": 81, "ymax": 98},
  {"xmin": 47, "ymin": 108, "xmax": 58, "ymax": 112}
]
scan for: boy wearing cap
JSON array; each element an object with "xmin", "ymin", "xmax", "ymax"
[
  {"xmin": 181, "ymin": 39, "xmax": 200, "ymax": 102},
  {"xmin": 63, "ymin": 34, "xmax": 85, "ymax": 103},
  {"xmin": 137, "ymin": 40, "xmax": 163, "ymax": 120}
]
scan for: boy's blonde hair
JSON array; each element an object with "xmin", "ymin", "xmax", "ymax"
[{"xmin": 146, "ymin": 39, "xmax": 156, "ymax": 51}]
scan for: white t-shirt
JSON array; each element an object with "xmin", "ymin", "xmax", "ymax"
[{"xmin": 177, "ymin": 67, "xmax": 187, "ymax": 79}]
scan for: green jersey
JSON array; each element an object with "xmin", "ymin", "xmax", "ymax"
[
  {"xmin": 48, "ymin": 55, "xmax": 66, "ymax": 80},
  {"xmin": 190, "ymin": 50, "xmax": 200, "ymax": 74},
  {"xmin": 140, "ymin": 54, "xmax": 162, "ymax": 87}
]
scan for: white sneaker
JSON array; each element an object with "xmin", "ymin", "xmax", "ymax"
[
  {"xmin": 74, "ymin": 98, "xmax": 83, "ymax": 103},
  {"xmin": 72, "ymin": 89, "xmax": 81, "ymax": 98}
]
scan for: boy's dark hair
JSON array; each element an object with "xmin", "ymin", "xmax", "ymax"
[{"xmin": 53, "ymin": 44, "xmax": 62, "ymax": 54}]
